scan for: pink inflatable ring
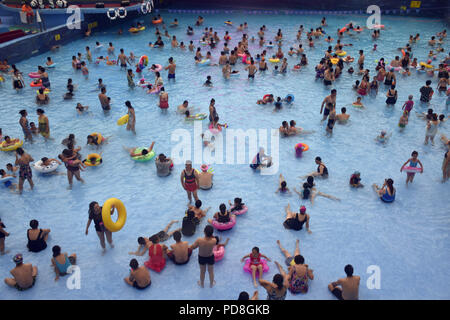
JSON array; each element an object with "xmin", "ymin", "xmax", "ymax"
[
  {"xmin": 231, "ymin": 205, "xmax": 248, "ymax": 216},
  {"xmin": 213, "ymin": 245, "xmax": 225, "ymax": 262},
  {"xmin": 243, "ymin": 258, "xmax": 269, "ymax": 275},
  {"xmin": 211, "ymin": 214, "xmax": 236, "ymax": 231}
]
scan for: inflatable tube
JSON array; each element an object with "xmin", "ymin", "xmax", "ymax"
[
  {"xmin": 224, "ymin": 21, "xmax": 232, "ymax": 25},
  {"xmin": 150, "ymin": 64, "xmax": 162, "ymax": 72},
  {"xmin": 285, "ymin": 94, "xmax": 294, "ymax": 103},
  {"xmin": 243, "ymin": 258, "xmax": 269, "ymax": 275},
  {"xmin": 269, "ymin": 58, "xmax": 280, "ymax": 63},
  {"xmin": 148, "ymin": 85, "xmax": 162, "ymax": 94},
  {"xmin": 185, "ymin": 113, "xmax": 207, "ymax": 121},
  {"xmin": 90, "ymin": 133, "xmax": 103, "ymax": 144},
  {"xmin": 139, "ymin": 55, "xmax": 149, "ymax": 68},
  {"xmin": 295, "ymin": 143, "xmax": 309, "ymax": 152},
  {"xmin": 330, "ymin": 58, "xmax": 339, "ymax": 65},
  {"xmin": 211, "ymin": 214, "xmax": 236, "ymax": 231},
  {"xmin": 0, "ymin": 140, "xmax": 23, "ymax": 152},
  {"xmin": 117, "ymin": 7, "xmax": 127, "ymax": 19},
  {"xmin": 33, "ymin": 160, "xmax": 59, "ymax": 173},
  {"xmin": 419, "ymin": 62, "xmax": 433, "ymax": 69},
  {"xmin": 132, "ymin": 148, "xmax": 156, "ymax": 162},
  {"xmin": 352, "ymin": 103, "xmax": 364, "ymax": 108},
  {"xmin": 117, "ymin": 114, "xmax": 129, "ymax": 126},
  {"xmin": 336, "ymin": 51, "xmax": 346, "ymax": 56},
  {"xmin": 0, "ymin": 176, "xmax": 14, "ymax": 184},
  {"xmin": 339, "ymin": 27, "xmax": 347, "ymax": 33},
  {"xmin": 36, "ymin": 89, "xmax": 50, "ymax": 94},
  {"xmin": 266, "ymin": 44, "xmax": 274, "ymax": 48},
  {"xmin": 402, "ymin": 166, "xmax": 422, "ymax": 173},
  {"xmin": 107, "ymin": 8, "xmax": 117, "ymax": 20},
  {"xmin": 213, "ymin": 245, "xmax": 225, "ymax": 262},
  {"xmin": 30, "ymin": 80, "xmax": 42, "ymax": 87},
  {"xmin": 373, "ymin": 24, "xmax": 384, "ymax": 29},
  {"xmin": 102, "ymin": 198, "xmax": 127, "ymax": 232},
  {"xmin": 388, "ymin": 65, "xmax": 403, "ymax": 72},
  {"xmin": 28, "ymin": 72, "xmax": 40, "ymax": 78},
  {"xmin": 152, "ymin": 19, "xmax": 163, "ymax": 24},
  {"xmin": 209, "ymin": 123, "xmax": 222, "ymax": 134},
  {"xmin": 46, "ymin": 63, "xmax": 56, "ymax": 68},
  {"xmin": 231, "ymin": 205, "xmax": 248, "ymax": 216},
  {"xmin": 83, "ymin": 153, "xmax": 102, "ymax": 167},
  {"xmin": 198, "ymin": 59, "xmax": 210, "ymax": 66}
]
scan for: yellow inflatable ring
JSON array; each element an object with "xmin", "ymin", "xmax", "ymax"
[
  {"xmin": 117, "ymin": 114, "xmax": 129, "ymax": 126},
  {"xmin": 224, "ymin": 21, "xmax": 232, "ymax": 25},
  {"xmin": 330, "ymin": 58, "xmax": 339, "ymax": 65},
  {"xmin": 90, "ymin": 132, "xmax": 103, "ymax": 144},
  {"xmin": 0, "ymin": 139, "xmax": 23, "ymax": 152},
  {"xmin": 419, "ymin": 62, "xmax": 433, "ymax": 69},
  {"xmin": 83, "ymin": 153, "xmax": 102, "ymax": 167},
  {"xmin": 102, "ymin": 198, "xmax": 127, "ymax": 232},
  {"xmin": 336, "ymin": 51, "xmax": 346, "ymax": 56},
  {"xmin": 269, "ymin": 58, "xmax": 280, "ymax": 63}
]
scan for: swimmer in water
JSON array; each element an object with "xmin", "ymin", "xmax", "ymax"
[
  {"xmin": 375, "ymin": 130, "xmax": 391, "ymax": 143},
  {"xmin": 124, "ymin": 142, "xmax": 155, "ymax": 158},
  {"xmin": 398, "ymin": 111, "xmax": 409, "ymax": 129},
  {"xmin": 275, "ymin": 174, "xmax": 291, "ymax": 194}
]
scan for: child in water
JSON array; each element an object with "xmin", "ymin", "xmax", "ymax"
[
  {"xmin": 275, "ymin": 174, "xmax": 291, "ymax": 194},
  {"xmin": 400, "ymin": 150, "xmax": 424, "ymax": 186},
  {"xmin": 241, "ymin": 247, "xmax": 271, "ymax": 288},
  {"xmin": 375, "ymin": 130, "xmax": 391, "ymax": 143}
]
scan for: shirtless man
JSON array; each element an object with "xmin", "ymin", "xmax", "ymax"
[
  {"xmin": 167, "ymin": 231, "xmax": 192, "ymax": 265},
  {"xmin": 117, "ymin": 49, "xmax": 129, "ymax": 69},
  {"xmin": 124, "ymin": 259, "xmax": 151, "ymax": 289},
  {"xmin": 328, "ymin": 264, "xmax": 360, "ymax": 300},
  {"xmin": 320, "ymin": 89, "xmax": 337, "ymax": 121},
  {"xmin": 4, "ymin": 254, "xmax": 38, "ymax": 291},
  {"xmin": 336, "ymin": 107, "xmax": 350, "ymax": 124},
  {"xmin": 19, "ymin": 110, "xmax": 32, "ymax": 142},
  {"xmin": 190, "ymin": 225, "xmax": 217, "ymax": 288},
  {"xmin": 358, "ymin": 50, "xmax": 365, "ymax": 68},
  {"xmin": 218, "ymin": 51, "xmax": 228, "ymax": 65},
  {"xmin": 15, "ymin": 148, "xmax": 34, "ymax": 194},
  {"xmin": 222, "ymin": 61, "xmax": 232, "ymax": 79},
  {"xmin": 165, "ymin": 57, "xmax": 176, "ymax": 80},
  {"xmin": 245, "ymin": 59, "xmax": 257, "ymax": 79},
  {"xmin": 188, "ymin": 200, "xmax": 210, "ymax": 221},
  {"xmin": 198, "ymin": 164, "xmax": 213, "ymax": 190},
  {"xmin": 98, "ymin": 87, "xmax": 111, "ymax": 111}
]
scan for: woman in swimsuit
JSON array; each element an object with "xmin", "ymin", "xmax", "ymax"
[
  {"xmin": 15, "ymin": 147, "xmax": 34, "ymax": 194},
  {"xmin": 36, "ymin": 88, "xmax": 49, "ymax": 105},
  {"xmin": 241, "ymin": 247, "xmax": 271, "ymax": 288},
  {"xmin": 385, "ymin": 85, "xmax": 398, "ymax": 105},
  {"xmin": 19, "ymin": 110, "xmax": 32, "ymax": 142},
  {"xmin": 38, "ymin": 66, "xmax": 50, "ymax": 88},
  {"xmin": 424, "ymin": 113, "xmax": 440, "ymax": 145},
  {"xmin": 208, "ymin": 98, "xmax": 218, "ymax": 123},
  {"xmin": 125, "ymin": 101, "xmax": 136, "ymax": 134},
  {"xmin": 85, "ymin": 201, "xmax": 114, "ymax": 254},
  {"xmin": 443, "ymin": 148, "xmax": 450, "ymax": 182},
  {"xmin": 373, "ymin": 178, "xmax": 396, "ymax": 203},
  {"xmin": 51, "ymin": 245, "xmax": 76, "ymax": 281},
  {"xmin": 36, "ymin": 109, "xmax": 49, "ymax": 139},
  {"xmin": 400, "ymin": 151, "xmax": 424, "ymax": 186},
  {"xmin": 300, "ymin": 156, "xmax": 329, "ymax": 179},
  {"xmin": 27, "ymin": 219, "xmax": 50, "ymax": 253},
  {"xmin": 357, "ymin": 75, "xmax": 369, "ymax": 96},
  {"xmin": 58, "ymin": 149, "xmax": 85, "ymax": 189},
  {"xmin": 180, "ymin": 160, "xmax": 199, "ymax": 203},
  {"xmin": 158, "ymin": 87, "xmax": 169, "ymax": 109},
  {"xmin": 144, "ymin": 234, "xmax": 167, "ymax": 273},
  {"xmin": 384, "ymin": 70, "xmax": 396, "ymax": 86},
  {"xmin": 283, "ymin": 204, "xmax": 312, "ymax": 233},
  {"xmin": 259, "ymin": 265, "xmax": 289, "ymax": 300}
]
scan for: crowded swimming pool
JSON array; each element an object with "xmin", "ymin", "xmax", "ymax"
[{"xmin": 0, "ymin": 11, "xmax": 449, "ymax": 299}]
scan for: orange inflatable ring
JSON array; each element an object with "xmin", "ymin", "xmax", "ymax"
[
  {"xmin": 339, "ymin": 27, "xmax": 347, "ymax": 33},
  {"xmin": 295, "ymin": 143, "xmax": 309, "ymax": 152},
  {"xmin": 30, "ymin": 80, "xmax": 42, "ymax": 87},
  {"xmin": 263, "ymin": 94, "xmax": 271, "ymax": 100},
  {"xmin": 152, "ymin": 19, "xmax": 163, "ymax": 25}
]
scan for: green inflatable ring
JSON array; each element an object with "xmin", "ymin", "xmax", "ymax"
[{"xmin": 132, "ymin": 148, "xmax": 156, "ymax": 162}]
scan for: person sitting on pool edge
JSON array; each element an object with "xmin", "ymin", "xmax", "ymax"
[
  {"xmin": 283, "ymin": 204, "xmax": 311, "ymax": 233},
  {"xmin": 373, "ymin": 178, "xmax": 396, "ymax": 203},
  {"xmin": 349, "ymin": 171, "xmax": 364, "ymax": 188},
  {"xmin": 124, "ymin": 258, "xmax": 151, "ymax": 290},
  {"xmin": 167, "ymin": 231, "xmax": 193, "ymax": 265},
  {"xmin": 4, "ymin": 253, "xmax": 38, "ymax": 291}
]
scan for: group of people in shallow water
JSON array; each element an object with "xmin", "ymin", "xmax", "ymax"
[{"xmin": 1, "ymin": 12, "xmax": 449, "ymax": 300}]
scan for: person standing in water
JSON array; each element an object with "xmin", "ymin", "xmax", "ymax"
[
  {"xmin": 15, "ymin": 148, "xmax": 34, "ymax": 194},
  {"xmin": 165, "ymin": 57, "xmax": 176, "ymax": 80},
  {"xmin": 85, "ymin": 201, "xmax": 115, "ymax": 255},
  {"xmin": 36, "ymin": 109, "xmax": 50, "ymax": 140},
  {"xmin": 400, "ymin": 151, "xmax": 424, "ymax": 186},
  {"xmin": 19, "ymin": 110, "xmax": 32, "ymax": 142},
  {"xmin": 190, "ymin": 225, "xmax": 217, "ymax": 288},
  {"xmin": 125, "ymin": 101, "xmax": 136, "ymax": 134},
  {"xmin": 181, "ymin": 160, "xmax": 200, "ymax": 203}
]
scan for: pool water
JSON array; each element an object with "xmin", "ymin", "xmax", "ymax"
[{"xmin": 0, "ymin": 11, "xmax": 449, "ymax": 300}]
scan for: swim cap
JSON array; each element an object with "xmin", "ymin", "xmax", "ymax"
[
  {"xmin": 354, "ymin": 171, "xmax": 360, "ymax": 175},
  {"xmin": 185, "ymin": 160, "xmax": 192, "ymax": 165},
  {"xmin": 13, "ymin": 253, "xmax": 23, "ymax": 264},
  {"xmin": 300, "ymin": 206, "xmax": 306, "ymax": 213},
  {"xmin": 381, "ymin": 130, "xmax": 386, "ymax": 135},
  {"xmin": 201, "ymin": 164, "xmax": 209, "ymax": 172}
]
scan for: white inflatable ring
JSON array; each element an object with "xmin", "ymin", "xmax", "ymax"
[
  {"xmin": 117, "ymin": 7, "xmax": 127, "ymax": 19},
  {"xmin": 107, "ymin": 8, "xmax": 117, "ymax": 20},
  {"xmin": 33, "ymin": 160, "xmax": 59, "ymax": 173},
  {"xmin": 0, "ymin": 176, "xmax": 14, "ymax": 183},
  {"xmin": 141, "ymin": 2, "xmax": 148, "ymax": 14}
]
